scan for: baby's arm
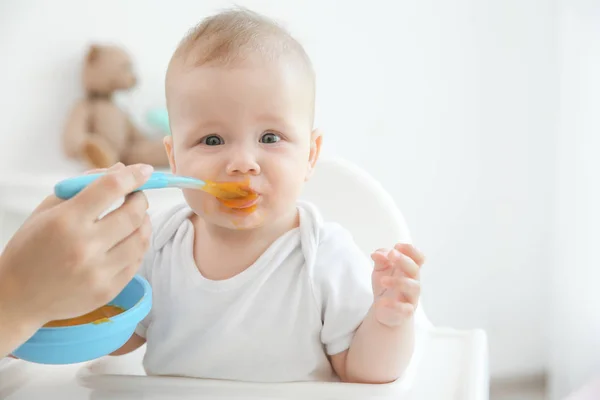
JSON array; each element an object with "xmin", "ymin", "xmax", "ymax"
[
  {"xmin": 110, "ymin": 333, "xmax": 146, "ymax": 356},
  {"xmin": 315, "ymin": 223, "xmax": 424, "ymax": 384},
  {"xmin": 331, "ymin": 309, "xmax": 415, "ymax": 383},
  {"xmin": 333, "ymin": 244, "xmax": 424, "ymax": 383}
]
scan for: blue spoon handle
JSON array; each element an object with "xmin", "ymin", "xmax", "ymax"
[{"xmin": 54, "ymin": 172, "xmax": 171, "ymax": 200}]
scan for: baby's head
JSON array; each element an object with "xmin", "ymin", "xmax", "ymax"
[{"xmin": 164, "ymin": 8, "xmax": 321, "ymax": 230}]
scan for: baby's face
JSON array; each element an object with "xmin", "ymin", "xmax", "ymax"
[{"xmin": 165, "ymin": 61, "xmax": 320, "ymax": 230}]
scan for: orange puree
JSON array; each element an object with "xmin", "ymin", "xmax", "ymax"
[
  {"xmin": 217, "ymin": 192, "xmax": 259, "ymax": 211},
  {"xmin": 202, "ymin": 180, "xmax": 253, "ymax": 200},
  {"xmin": 204, "ymin": 179, "xmax": 259, "ymax": 213},
  {"xmin": 44, "ymin": 305, "xmax": 125, "ymax": 328}
]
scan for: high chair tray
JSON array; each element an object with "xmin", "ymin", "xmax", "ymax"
[{"xmin": 0, "ymin": 327, "xmax": 488, "ymax": 400}]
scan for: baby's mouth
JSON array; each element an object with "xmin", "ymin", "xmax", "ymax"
[
  {"xmin": 218, "ymin": 194, "xmax": 259, "ymax": 209},
  {"xmin": 216, "ymin": 185, "xmax": 260, "ymax": 210}
]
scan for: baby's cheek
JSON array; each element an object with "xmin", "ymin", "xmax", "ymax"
[
  {"xmin": 182, "ymin": 190, "xmax": 210, "ymax": 214},
  {"xmin": 201, "ymin": 199, "xmax": 211, "ymax": 215},
  {"xmin": 280, "ymin": 172, "xmax": 306, "ymax": 199},
  {"xmin": 174, "ymin": 152, "xmax": 212, "ymax": 178}
]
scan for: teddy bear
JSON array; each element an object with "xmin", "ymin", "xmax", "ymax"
[{"xmin": 62, "ymin": 44, "xmax": 169, "ymax": 169}]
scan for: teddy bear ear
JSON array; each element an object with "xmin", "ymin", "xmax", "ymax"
[{"xmin": 86, "ymin": 45, "xmax": 101, "ymax": 64}]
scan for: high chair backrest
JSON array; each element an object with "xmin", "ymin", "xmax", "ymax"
[
  {"xmin": 300, "ymin": 157, "xmax": 432, "ymax": 328},
  {"xmin": 300, "ymin": 157, "xmax": 412, "ymax": 255}
]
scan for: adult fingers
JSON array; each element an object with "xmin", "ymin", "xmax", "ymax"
[
  {"xmin": 83, "ymin": 162, "xmax": 124, "ymax": 175},
  {"xmin": 103, "ymin": 213, "xmax": 151, "ymax": 270},
  {"xmin": 71, "ymin": 163, "xmax": 153, "ymax": 220},
  {"xmin": 95, "ymin": 192, "xmax": 150, "ymax": 251},
  {"xmin": 30, "ymin": 195, "xmax": 63, "ymax": 216},
  {"xmin": 110, "ymin": 262, "xmax": 142, "ymax": 300},
  {"xmin": 87, "ymin": 221, "xmax": 150, "ymax": 307},
  {"xmin": 92, "ymin": 262, "xmax": 140, "ymax": 310},
  {"xmin": 31, "ymin": 164, "xmax": 129, "ymax": 217}
]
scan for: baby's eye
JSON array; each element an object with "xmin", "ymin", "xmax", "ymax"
[
  {"xmin": 201, "ymin": 135, "xmax": 224, "ymax": 146},
  {"xmin": 260, "ymin": 132, "xmax": 281, "ymax": 144}
]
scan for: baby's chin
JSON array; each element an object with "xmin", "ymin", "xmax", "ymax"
[
  {"xmin": 185, "ymin": 202, "xmax": 262, "ymax": 231},
  {"xmin": 184, "ymin": 190, "xmax": 267, "ymax": 230},
  {"xmin": 197, "ymin": 209, "xmax": 266, "ymax": 231}
]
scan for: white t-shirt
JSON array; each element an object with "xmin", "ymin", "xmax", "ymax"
[{"xmin": 135, "ymin": 200, "xmax": 421, "ymax": 382}]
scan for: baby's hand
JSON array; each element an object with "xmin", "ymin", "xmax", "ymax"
[{"xmin": 370, "ymin": 244, "xmax": 425, "ymax": 327}]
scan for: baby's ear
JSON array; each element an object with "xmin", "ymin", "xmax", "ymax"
[
  {"xmin": 163, "ymin": 135, "xmax": 176, "ymax": 174},
  {"xmin": 306, "ymin": 129, "xmax": 322, "ymax": 181}
]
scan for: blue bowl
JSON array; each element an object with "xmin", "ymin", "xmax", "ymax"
[{"xmin": 12, "ymin": 275, "xmax": 152, "ymax": 365}]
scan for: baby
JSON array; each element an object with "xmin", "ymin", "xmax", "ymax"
[{"xmin": 113, "ymin": 8, "xmax": 426, "ymax": 384}]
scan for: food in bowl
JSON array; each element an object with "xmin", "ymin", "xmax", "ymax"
[
  {"xmin": 43, "ymin": 305, "xmax": 125, "ymax": 328},
  {"xmin": 12, "ymin": 275, "xmax": 151, "ymax": 365}
]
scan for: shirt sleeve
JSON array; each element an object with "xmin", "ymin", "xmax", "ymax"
[{"xmin": 311, "ymin": 223, "xmax": 374, "ymax": 356}]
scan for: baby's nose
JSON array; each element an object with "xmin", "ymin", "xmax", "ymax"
[{"xmin": 226, "ymin": 154, "xmax": 261, "ymax": 175}]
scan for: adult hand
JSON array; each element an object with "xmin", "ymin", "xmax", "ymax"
[{"xmin": 0, "ymin": 163, "xmax": 154, "ymax": 357}]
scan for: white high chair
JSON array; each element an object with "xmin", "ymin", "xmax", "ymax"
[{"xmin": 0, "ymin": 158, "xmax": 489, "ymax": 400}]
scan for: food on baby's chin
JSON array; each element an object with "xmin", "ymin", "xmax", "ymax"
[{"xmin": 43, "ymin": 305, "xmax": 125, "ymax": 327}]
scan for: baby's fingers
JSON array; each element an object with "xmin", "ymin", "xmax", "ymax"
[
  {"xmin": 381, "ymin": 277, "xmax": 421, "ymax": 305},
  {"xmin": 375, "ymin": 298, "xmax": 415, "ymax": 326},
  {"xmin": 388, "ymin": 249, "xmax": 420, "ymax": 279},
  {"xmin": 371, "ymin": 249, "xmax": 391, "ymax": 272},
  {"xmin": 394, "ymin": 243, "xmax": 425, "ymax": 267}
]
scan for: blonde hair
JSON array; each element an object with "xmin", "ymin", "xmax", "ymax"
[{"xmin": 166, "ymin": 8, "xmax": 315, "ymax": 101}]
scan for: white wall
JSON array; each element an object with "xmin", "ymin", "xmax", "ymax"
[
  {"xmin": 549, "ymin": 1, "xmax": 600, "ymax": 398},
  {"xmin": 0, "ymin": 0, "xmax": 557, "ymax": 378}
]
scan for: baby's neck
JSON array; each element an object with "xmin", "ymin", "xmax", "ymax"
[{"xmin": 191, "ymin": 209, "xmax": 299, "ymax": 281}]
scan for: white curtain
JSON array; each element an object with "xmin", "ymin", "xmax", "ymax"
[{"xmin": 550, "ymin": 1, "xmax": 600, "ymax": 398}]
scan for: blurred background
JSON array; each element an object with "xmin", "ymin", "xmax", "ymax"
[{"xmin": 0, "ymin": 0, "xmax": 599, "ymax": 399}]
